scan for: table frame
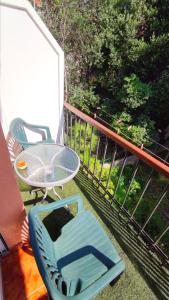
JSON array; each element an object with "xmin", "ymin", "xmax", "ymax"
[{"xmin": 14, "ymin": 144, "xmax": 80, "ymax": 200}]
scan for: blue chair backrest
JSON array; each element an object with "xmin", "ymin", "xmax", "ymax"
[
  {"xmin": 29, "ymin": 212, "xmax": 65, "ymax": 297},
  {"xmin": 10, "ymin": 118, "xmax": 28, "ymax": 144}
]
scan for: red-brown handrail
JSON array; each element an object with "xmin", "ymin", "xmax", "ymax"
[{"xmin": 64, "ymin": 102, "xmax": 169, "ymax": 178}]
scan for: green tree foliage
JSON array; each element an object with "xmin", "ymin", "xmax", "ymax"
[
  {"xmin": 112, "ymin": 74, "xmax": 155, "ymax": 145},
  {"xmin": 111, "ymin": 112, "xmax": 155, "ymax": 146},
  {"xmin": 40, "ymin": 0, "xmax": 169, "ymax": 139},
  {"xmin": 151, "ymin": 67, "xmax": 169, "ymax": 129},
  {"xmin": 118, "ymin": 74, "xmax": 152, "ymax": 109},
  {"xmin": 69, "ymin": 86, "xmax": 100, "ymax": 114}
]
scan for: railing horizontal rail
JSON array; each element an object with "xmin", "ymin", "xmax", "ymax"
[{"xmin": 64, "ymin": 102, "xmax": 169, "ymax": 178}]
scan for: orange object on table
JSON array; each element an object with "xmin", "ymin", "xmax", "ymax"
[{"xmin": 17, "ymin": 160, "xmax": 27, "ymax": 170}]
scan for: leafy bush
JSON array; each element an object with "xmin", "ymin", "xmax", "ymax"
[
  {"xmin": 69, "ymin": 86, "xmax": 100, "ymax": 114},
  {"xmin": 111, "ymin": 112, "xmax": 155, "ymax": 146},
  {"xmin": 117, "ymin": 74, "xmax": 152, "ymax": 109},
  {"xmin": 151, "ymin": 67, "xmax": 169, "ymax": 128},
  {"xmin": 71, "ymin": 123, "xmax": 98, "ymax": 153},
  {"xmin": 99, "ymin": 164, "xmax": 141, "ymax": 204},
  {"xmin": 111, "ymin": 165, "xmax": 141, "ymax": 204}
]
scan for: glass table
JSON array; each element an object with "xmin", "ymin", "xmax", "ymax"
[{"xmin": 14, "ymin": 144, "xmax": 80, "ymax": 200}]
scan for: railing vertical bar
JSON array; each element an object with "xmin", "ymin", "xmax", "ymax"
[
  {"xmin": 83, "ymin": 123, "xmax": 88, "ymax": 164},
  {"xmin": 66, "ymin": 110, "xmax": 69, "ymax": 146},
  {"xmin": 78, "ymin": 119, "xmax": 82, "ymax": 156},
  {"xmin": 130, "ymin": 170, "xmax": 154, "ymax": 219},
  {"xmin": 140, "ymin": 184, "xmax": 169, "ymax": 233},
  {"xmin": 164, "ymin": 150, "xmax": 169, "ymax": 163},
  {"xmin": 153, "ymin": 224, "xmax": 169, "ymax": 246},
  {"xmin": 88, "ymin": 126, "xmax": 94, "ymax": 168},
  {"xmin": 121, "ymin": 159, "xmax": 140, "ymax": 208},
  {"xmin": 93, "ymin": 136, "xmax": 100, "ymax": 177},
  {"xmin": 70, "ymin": 113, "xmax": 73, "ymax": 149},
  {"xmin": 63, "ymin": 111, "xmax": 66, "ymax": 146},
  {"xmin": 111, "ymin": 151, "xmax": 128, "ymax": 204},
  {"xmin": 105, "ymin": 143, "xmax": 117, "ymax": 191},
  {"xmin": 74, "ymin": 115, "xmax": 77, "ymax": 151},
  {"xmin": 99, "ymin": 138, "xmax": 108, "ymax": 183}
]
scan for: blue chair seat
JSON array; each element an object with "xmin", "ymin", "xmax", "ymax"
[
  {"xmin": 54, "ymin": 210, "xmax": 122, "ymax": 291},
  {"xmin": 29, "ymin": 195, "xmax": 125, "ymax": 300}
]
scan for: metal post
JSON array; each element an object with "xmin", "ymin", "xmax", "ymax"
[
  {"xmin": 99, "ymin": 138, "xmax": 108, "ymax": 183},
  {"xmin": 78, "ymin": 119, "xmax": 82, "ymax": 156},
  {"xmin": 111, "ymin": 151, "xmax": 128, "ymax": 204},
  {"xmin": 88, "ymin": 126, "xmax": 94, "ymax": 169},
  {"xmin": 83, "ymin": 123, "xmax": 88, "ymax": 164},
  {"xmin": 93, "ymin": 136, "xmax": 100, "ymax": 178},
  {"xmin": 70, "ymin": 113, "xmax": 73, "ymax": 149},
  {"xmin": 105, "ymin": 143, "xmax": 117, "ymax": 191},
  {"xmin": 74, "ymin": 116, "xmax": 77, "ymax": 151},
  {"xmin": 153, "ymin": 224, "xmax": 169, "ymax": 246},
  {"xmin": 140, "ymin": 184, "xmax": 169, "ymax": 233},
  {"xmin": 121, "ymin": 159, "xmax": 139, "ymax": 208}
]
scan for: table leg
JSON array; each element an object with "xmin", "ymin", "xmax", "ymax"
[
  {"xmin": 52, "ymin": 187, "xmax": 61, "ymax": 200},
  {"xmin": 31, "ymin": 187, "xmax": 62, "ymax": 200},
  {"xmin": 31, "ymin": 188, "xmax": 43, "ymax": 197},
  {"xmin": 43, "ymin": 188, "xmax": 48, "ymax": 200}
]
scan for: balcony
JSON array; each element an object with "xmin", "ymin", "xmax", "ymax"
[
  {"xmin": 1, "ymin": 102, "xmax": 169, "ymax": 300},
  {"xmin": 0, "ymin": 1, "xmax": 169, "ymax": 300}
]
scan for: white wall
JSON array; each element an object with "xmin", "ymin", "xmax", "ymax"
[{"xmin": 0, "ymin": 0, "xmax": 64, "ymax": 143}]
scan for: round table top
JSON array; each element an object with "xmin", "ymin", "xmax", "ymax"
[{"xmin": 14, "ymin": 144, "xmax": 80, "ymax": 188}]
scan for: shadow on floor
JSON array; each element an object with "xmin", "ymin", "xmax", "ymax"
[
  {"xmin": 24, "ymin": 192, "xmax": 74, "ymax": 241},
  {"xmin": 75, "ymin": 169, "xmax": 169, "ymax": 300},
  {"xmin": 23, "ymin": 192, "xmax": 56, "ymax": 207},
  {"xmin": 43, "ymin": 207, "xmax": 74, "ymax": 241}
]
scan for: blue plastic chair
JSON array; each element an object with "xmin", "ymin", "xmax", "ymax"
[
  {"xmin": 28, "ymin": 195, "xmax": 125, "ymax": 300},
  {"xmin": 9, "ymin": 118, "xmax": 54, "ymax": 149}
]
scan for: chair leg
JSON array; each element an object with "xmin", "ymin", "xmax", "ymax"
[
  {"xmin": 110, "ymin": 272, "xmax": 123, "ymax": 286},
  {"xmin": 47, "ymin": 293, "xmax": 53, "ymax": 300}
]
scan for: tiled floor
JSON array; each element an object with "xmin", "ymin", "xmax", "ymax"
[{"xmin": 1, "ymin": 244, "xmax": 48, "ymax": 300}]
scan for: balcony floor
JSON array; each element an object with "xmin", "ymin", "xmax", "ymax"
[{"xmin": 2, "ymin": 168, "xmax": 169, "ymax": 300}]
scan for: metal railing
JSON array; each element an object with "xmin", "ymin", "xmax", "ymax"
[
  {"xmin": 94, "ymin": 107, "xmax": 169, "ymax": 165},
  {"xmin": 64, "ymin": 102, "xmax": 169, "ymax": 266}
]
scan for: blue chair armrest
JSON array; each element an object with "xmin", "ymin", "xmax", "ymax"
[
  {"xmin": 28, "ymin": 124, "xmax": 52, "ymax": 139},
  {"xmin": 14, "ymin": 126, "xmax": 53, "ymax": 146},
  {"xmin": 29, "ymin": 194, "xmax": 84, "ymax": 219},
  {"xmin": 76, "ymin": 259, "xmax": 125, "ymax": 300},
  {"xmin": 48, "ymin": 260, "xmax": 125, "ymax": 300},
  {"xmin": 14, "ymin": 140, "xmax": 37, "ymax": 147}
]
